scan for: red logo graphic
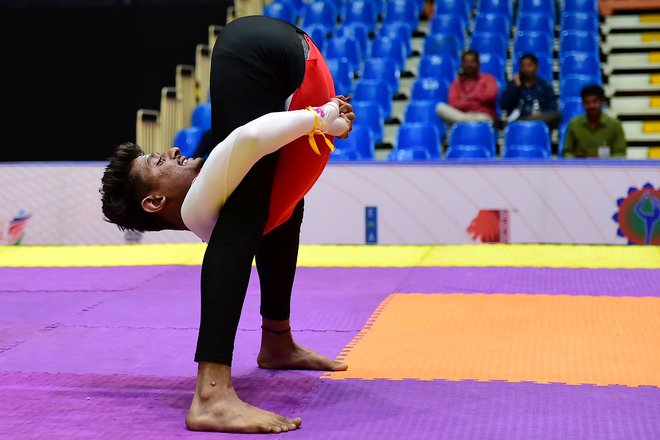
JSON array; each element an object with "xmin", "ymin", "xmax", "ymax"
[
  {"xmin": 467, "ymin": 210, "xmax": 510, "ymax": 243},
  {"xmin": 1, "ymin": 210, "xmax": 31, "ymax": 245}
]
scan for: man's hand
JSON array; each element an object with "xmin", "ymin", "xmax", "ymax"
[
  {"xmin": 513, "ymin": 73, "xmax": 521, "ymax": 87},
  {"xmin": 333, "ymin": 95, "xmax": 355, "ymax": 139}
]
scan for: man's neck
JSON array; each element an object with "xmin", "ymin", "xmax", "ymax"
[{"xmin": 587, "ymin": 112, "xmax": 602, "ymax": 126}]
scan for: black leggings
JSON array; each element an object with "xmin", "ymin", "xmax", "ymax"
[{"xmin": 194, "ymin": 16, "xmax": 307, "ymax": 365}]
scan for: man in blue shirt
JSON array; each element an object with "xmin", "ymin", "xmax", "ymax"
[{"xmin": 500, "ymin": 53, "xmax": 561, "ymax": 130}]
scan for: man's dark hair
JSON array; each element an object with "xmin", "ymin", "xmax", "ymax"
[
  {"xmin": 520, "ymin": 53, "xmax": 538, "ymax": 65},
  {"xmin": 100, "ymin": 142, "xmax": 168, "ymax": 232},
  {"xmin": 462, "ymin": 49, "xmax": 480, "ymax": 63},
  {"xmin": 581, "ymin": 84, "xmax": 606, "ymax": 100}
]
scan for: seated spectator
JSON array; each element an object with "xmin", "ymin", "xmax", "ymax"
[
  {"xmin": 436, "ymin": 50, "xmax": 499, "ymax": 125},
  {"xmin": 564, "ymin": 85, "xmax": 627, "ymax": 158},
  {"xmin": 500, "ymin": 53, "xmax": 561, "ymax": 129}
]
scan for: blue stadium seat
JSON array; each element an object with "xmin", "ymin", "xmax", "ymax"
[
  {"xmin": 518, "ymin": 0, "xmax": 556, "ymax": 22},
  {"xmin": 446, "ymin": 122, "xmax": 496, "ymax": 158},
  {"xmin": 302, "ymin": 1, "xmax": 338, "ymax": 29},
  {"xmin": 173, "ymin": 127, "xmax": 204, "ymax": 158},
  {"xmin": 384, "ymin": 0, "xmax": 420, "ymax": 30},
  {"xmin": 430, "ymin": 15, "xmax": 467, "ymax": 48},
  {"xmin": 418, "ymin": 55, "xmax": 458, "ymax": 82},
  {"xmin": 332, "ymin": 125, "xmax": 375, "ymax": 160},
  {"xmin": 559, "ymin": 74, "xmax": 601, "ymax": 100},
  {"xmin": 423, "ymin": 34, "xmax": 461, "ymax": 58},
  {"xmin": 325, "ymin": 0, "xmax": 349, "ymax": 21},
  {"xmin": 404, "ymin": 100, "xmax": 446, "ymax": 139},
  {"xmin": 560, "ymin": 30, "xmax": 599, "ymax": 57},
  {"xmin": 561, "ymin": 12, "xmax": 599, "ymax": 32},
  {"xmin": 558, "ymin": 123, "xmax": 568, "ymax": 157},
  {"xmin": 353, "ymin": 79, "xmax": 393, "ymax": 119},
  {"xmin": 560, "ymin": 53, "xmax": 602, "ymax": 81},
  {"xmin": 479, "ymin": 52, "xmax": 506, "ymax": 87},
  {"xmin": 303, "ymin": 24, "xmax": 330, "ymax": 53},
  {"xmin": 379, "ymin": 22, "xmax": 414, "ymax": 57},
  {"xmin": 473, "ymin": 13, "xmax": 511, "ymax": 39},
  {"xmin": 370, "ymin": 35, "xmax": 408, "ymax": 72},
  {"xmin": 512, "ymin": 52, "xmax": 554, "ymax": 82},
  {"xmin": 326, "ymin": 37, "xmax": 361, "ymax": 75},
  {"xmin": 351, "ymin": 101, "xmax": 385, "ymax": 143},
  {"xmin": 434, "ymin": 0, "xmax": 470, "ymax": 25},
  {"xmin": 503, "ymin": 121, "xmax": 551, "ymax": 158},
  {"xmin": 470, "ymin": 32, "xmax": 508, "ymax": 60},
  {"xmin": 559, "ymin": 97, "xmax": 585, "ymax": 130},
  {"xmin": 514, "ymin": 31, "xmax": 554, "ymax": 58},
  {"xmin": 191, "ymin": 103, "xmax": 212, "ymax": 131},
  {"xmin": 564, "ymin": 0, "xmax": 598, "ymax": 14},
  {"xmin": 326, "ymin": 58, "xmax": 353, "ymax": 95},
  {"xmin": 478, "ymin": 0, "xmax": 513, "ymax": 20},
  {"xmin": 334, "ymin": 22, "xmax": 369, "ymax": 60},
  {"xmin": 362, "ymin": 57, "xmax": 400, "ymax": 95},
  {"xmin": 395, "ymin": 122, "xmax": 441, "ymax": 159},
  {"xmin": 329, "ymin": 148, "xmax": 361, "ymax": 161},
  {"xmin": 517, "ymin": 12, "xmax": 555, "ymax": 34},
  {"xmin": 344, "ymin": 0, "xmax": 379, "ymax": 31},
  {"xmin": 263, "ymin": 2, "xmax": 296, "ymax": 25},
  {"xmin": 387, "ymin": 147, "xmax": 434, "ymax": 161},
  {"xmin": 411, "ymin": 78, "xmax": 450, "ymax": 103}
]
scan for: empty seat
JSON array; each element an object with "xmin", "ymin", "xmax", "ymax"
[
  {"xmin": 564, "ymin": 0, "xmax": 598, "ymax": 14},
  {"xmin": 362, "ymin": 57, "xmax": 400, "ymax": 95},
  {"xmin": 478, "ymin": 0, "xmax": 513, "ymax": 20},
  {"xmin": 302, "ymin": 1, "xmax": 338, "ymax": 29},
  {"xmin": 334, "ymin": 22, "xmax": 369, "ymax": 60},
  {"xmin": 560, "ymin": 30, "xmax": 599, "ymax": 57},
  {"xmin": 479, "ymin": 52, "xmax": 506, "ymax": 87},
  {"xmin": 395, "ymin": 122, "xmax": 441, "ymax": 159},
  {"xmin": 561, "ymin": 12, "xmax": 599, "ymax": 32},
  {"xmin": 470, "ymin": 32, "xmax": 508, "ymax": 59},
  {"xmin": 387, "ymin": 147, "xmax": 434, "ymax": 161},
  {"xmin": 518, "ymin": 0, "xmax": 556, "ymax": 22},
  {"xmin": 418, "ymin": 55, "xmax": 458, "ymax": 82},
  {"xmin": 404, "ymin": 100, "xmax": 446, "ymax": 139},
  {"xmin": 191, "ymin": 103, "xmax": 212, "ymax": 131},
  {"xmin": 473, "ymin": 13, "xmax": 510, "ymax": 39},
  {"xmin": 560, "ymin": 53, "xmax": 602, "ymax": 81},
  {"xmin": 517, "ymin": 12, "xmax": 555, "ymax": 34},
  {"xmin": 503, "ymin": 121, "xmax": 551, "ymax": 158},
  {"xmin": 559, "ymin": 74, "xmax": 601, "ymax": 100},
  {"xmin": 384, "ymin": 0, "xmax": 420, "ymax": 30},
  {"xmin": 424, "ymin": 33, "xmax": 461, "ymax": 58},
  {"xmin": 411, "ymin": 78, "xmax": 450, "ymax": 102},
  {"xmin": 370, "ymin": 35, "xmax": 408, "ymax": 72},
  {"xmin": 351, "ymin": 101, "xmax": 385, "ymax": 143},
  {"xmin": 263, "ymin": 2, "xmax": 296, "ymax": 25},
  {"xmin": 332, "ymin": 124, "xmax": 375, "ymax": 160},
  {"xmin": 344, "ymin": 0, "xmax": 379, "ymax": 31},
  {"xmin": 303, "ymin": 24, "xmax": 330, "ymax": 53},
  {"xmin": 326, "ymin": 58, "xmax": 353, "ymax": 95},
  {"xmin": 430, "ymin": 14, "xmax": 467, "ymax": 48},
  {"xmin": 379, "ymin": 22, "xmax": 413, "ymax": 57},
  {"xmin": 326, "ymin": 36, "xmax": 361, "ymax": 74},
  {"xmin": 446, "ymin": 122, "xmax": 496, "ymax": 158},
  {"xmin": 435, "ymin": 0, "xmax": 470, "ymax": 25},
  {"xmin": 353, "ymin": 79, "xmax": 393, "ymax": 120},
  {"xmin": 559, "ymin": 97, "xmax": 585, "ymax": 129},
  {"xmin": 514, "ymin": 31, "xmax": 553, "ymax": 58},
  {"xmin": 173, "ymin": 127, "xmax": 204, "ymax": 158}
]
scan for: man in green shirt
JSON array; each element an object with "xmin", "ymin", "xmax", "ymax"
[{"xmin": 564, "ymin": 85, "xmax": 627, "ymax": 158}]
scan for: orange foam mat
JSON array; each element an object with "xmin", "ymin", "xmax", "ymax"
[{"xmin": 324, "ymin": 293, "xmax": 660, "ymax": 387}]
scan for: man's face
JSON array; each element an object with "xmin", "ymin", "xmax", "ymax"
[
  {"xmin": 519, "ymin": 58, "xmax": 538, "ymax": 80},
  {"xmin": 461, "ymin": 54, "xmax": 479, "ymax": 77},
  {"xmin": 582, "ymin": 94, "xmax": 604, "ymax": 118},
  {"xmin": 131, "ymin": 147, "xmax": 204, "ymax": 210}
]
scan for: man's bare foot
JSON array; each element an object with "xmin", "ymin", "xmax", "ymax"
[
  {"xmin": 186, "ymin": 362, "xmax": 302, "ymax": 433},
  {"xmin": 257, "ymin": 319, "xmax": 348, "ymax": 371}
]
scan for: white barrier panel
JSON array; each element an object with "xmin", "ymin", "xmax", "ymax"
[{"xmin": 1, "ymin": 161, "xmax": 659, "ymax": 245}]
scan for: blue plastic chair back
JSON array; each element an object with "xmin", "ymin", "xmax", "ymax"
[
  {"xmin": 396, "ymin": 122, "xmax": 441, "ymax": 159},
  {"xmin": 363, "ymin": 57, "xmax": 400, "ymax": 94},
  {"xmin": 334, "ymin": 22, "xmax": 369, "ymax": 59},
  {"xmin": 434, "ymin": 0, "xmax": 470, "ymax": 24},
  {"xmin": 326, "ymin": 58, "xmax": 354, "ymax": 95},
  {"xmin": 353, "ymin": 79, "xmax": 393, "ymax": 118},
  {"xmin": 418, "ymin": 55, "xmax": 457, "ymax": 82},
  {"xmin": 430, "ymin": 15, "xmax": 467, "ymax": 48},
  {"xmin": 559, "ymin": 98, "xmax": 585, "ymax": 128},
  {"xmin": 518, "ymin": 0, "xmax": 556, "ymax": 21},
  {"xmin": 561, "ymin": 12, "xmax": 599, "ymax": 32},
  {"xmin": 479, "ymin": 53, "xmax": 506, "ymax": 86},
  {"xmin": 559, "ymin": 74, "xmax": 601, "ymax": 99},
  {"xmin": 411, "ymin": 78, "xmax": 449, "ymax": 102},
  {"xmin": 423, "ymin": 33, "xmax": 460, "ymax": 58},
  {"xmin": 302, "ymin": 24, "xmax": 329, "ymax": 53},
  {"xmin": 329, "ymin": 148, "xmax": 361, "ymax": 161},
  {"xmin": 564, "ymin": 0, "xmax": 598, "ymax": 14},
  {"xmin": 387, "ymin": 147, "xmax": 434, "ymax": 161},
  {"xmin": 173, "ymin": 127, "xmax": 204, "ymax": 158},
  {"xmin": 560, "ymin": 30, "xmax": 599, "ymax": 57},
  {"xmin": 384, "ymin": 0, "xmax": 420, "ymax": 29},
  {"xmin": 517, "ymin": 12, "xmax": 554, "ymax": 34},
  {"xmin": 191, "ymin": 103, "xmax": 212, "ymax": 131},
  {"xmin": 352, "ymin": 101, "xmax": 385, "ymax": 143},
  {"xmin": 514, "ymin": 31, "xmax": 554, "ymax": 57},
  {"xmin": 404, "ymin": 100, "xmax": 446, "ymax": 139},
  {"xmin": 470, "ymin": 32, "xmax": 508, "ymax": 59},
  {"xmin": 478, "ymin": 0, "xmax": 513, "ymax": 19},
  {"xmin": 503, "ymin": 121, "xmax": 551, "ymax": 158},
  {"xmin": 326, "ymin": 37, "xmax": 361, "ymax": 74},
  {"xmin": 379, "ymin": 22, "xmax": 413, "ymax": 57},
  {"xmin": 333, "ymin": 125, "xmax": 375, "ymax": 160},
  {"xmin": 344, "ymin": 0, "xmax": 378, "ymax": 31},
  {"xmin": 447, "ymin": 122, "xmax": 496, "ymax": 158},
  {"xmin": 370, "ymin": 35, "xmax": 407, "ymax": 72},
  {"xmin": 263, "ymin": 2, "xmax": 296, "ymax": 24},
  {"xmin": 302, "ymin": 1, "xmax": 338, "ymax": 29},
  {"xmin": 473, "ymin": 13, "xmax": 511, "ymax": 38},
  {"xmin": 560, "ymin": 53, "xmax": 602, "ymax": 81}
]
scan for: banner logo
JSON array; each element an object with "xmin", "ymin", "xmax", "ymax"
[
  {"xmin": 1, "ymin": 210, "xmax": 32, "ymax": 245},
  {"xmin": 467, "ymin": 210, "xmax": 510, "ymax": 243},
  {"xmin": 613, "ymin": 183, "xmax": 660, "ymax": 245}
]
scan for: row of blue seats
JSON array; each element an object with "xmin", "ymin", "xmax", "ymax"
[{"xmin": 331, "ymin": 120, "xmax": 558, "ymax": 161}]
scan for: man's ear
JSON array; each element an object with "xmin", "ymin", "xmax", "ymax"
[{"xmin": 141, "ymin": 195, "xmax": 166, "ymax": 213}]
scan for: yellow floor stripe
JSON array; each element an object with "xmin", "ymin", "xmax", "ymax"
[
  {"xmin": 0, "ymin": 244, "xmax": 659, "ymax": 269},
  {"xmin": 643, "ymin": 33, "xmax": 660, "ymax": 42},
  {"xmin": 641, "ymin": 15, "xmax": 660, "ymax": 24},
  {"xmin": 643, "ymin": 121, "xmax": 660, "ymax": 133},
  {"xmin": 649, "ymin": 52, "xmax": 660, "ymax": 63}
]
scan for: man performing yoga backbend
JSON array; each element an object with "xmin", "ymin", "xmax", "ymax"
[{"xmin": 100, "ymin": 16, "xmax": 355, "ymax": 434}]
